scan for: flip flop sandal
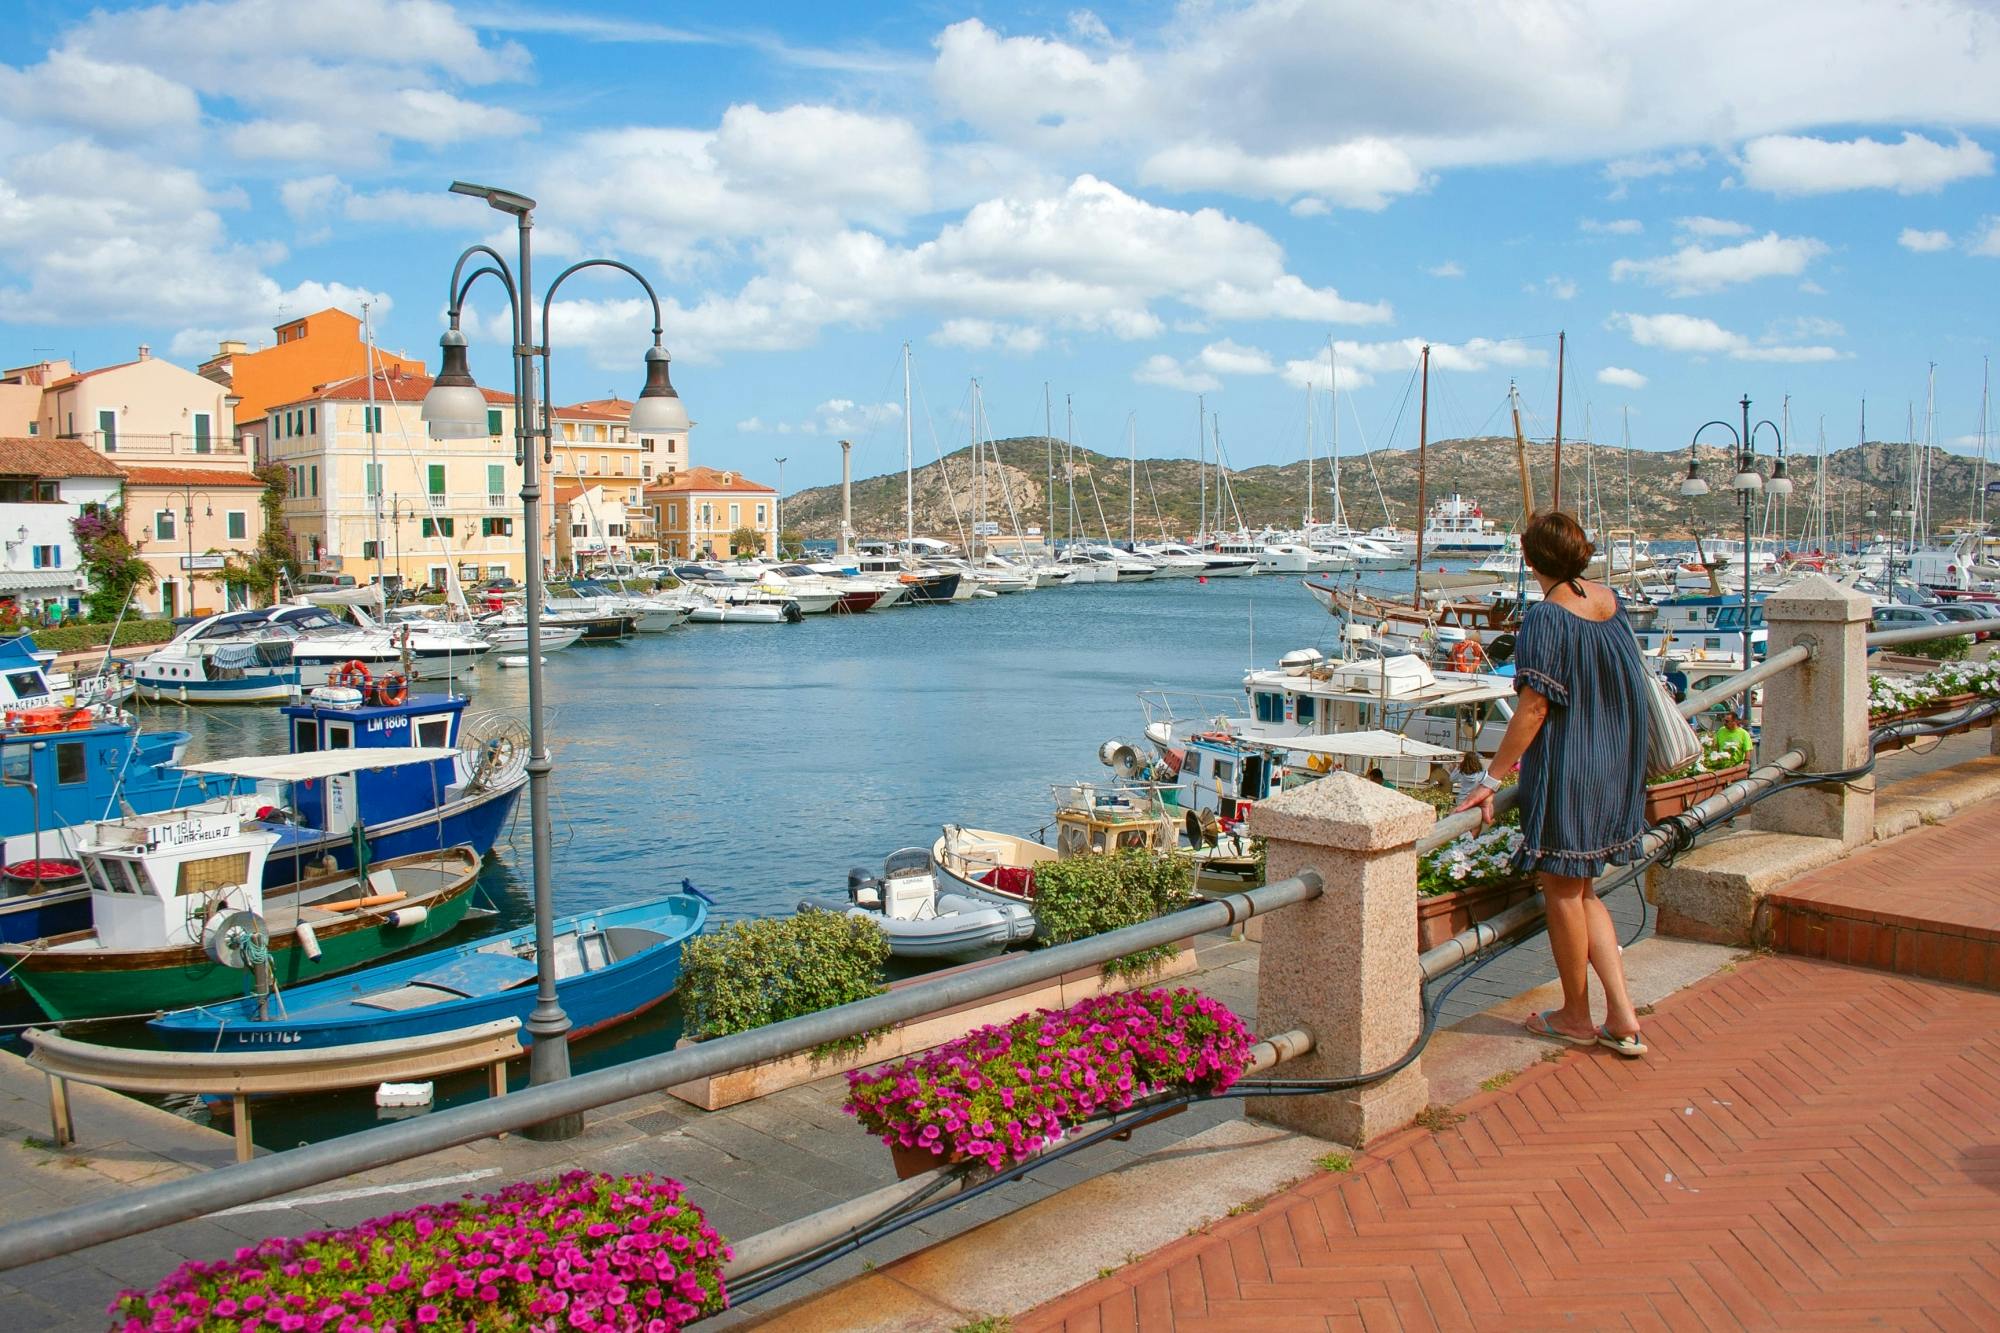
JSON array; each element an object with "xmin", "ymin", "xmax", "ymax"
[
  {"xmin": 1597, "ymin": 1027, "xmax": 1647, "ymax": 1058},
  {"xmin": 1526, "ymin": 1010, "xmax": 1595, "ymax": 1046}
]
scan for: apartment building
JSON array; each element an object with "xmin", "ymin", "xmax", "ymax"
[
  {"xmin": 198, "ymin": 308, "xmax": 424, "ymax": 459},
  {"xmin": 0, "ymin": 435, "xmax": 124, "ymax": 614},
  {"xmin": 644, "ymin": 467, "xmax": 777, "ymax": 560}
]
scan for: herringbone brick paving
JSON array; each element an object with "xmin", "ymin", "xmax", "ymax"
[{"xmin": 1020, "ymin": 955, "xmax": 2000, "ymax": 1331}]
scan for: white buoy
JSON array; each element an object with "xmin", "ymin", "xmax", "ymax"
[
  {"xmin": 386, "ymin": 905, "xmax": 429, "ymax": 928},
  {"xmin": 294, "ymin": 921, "xmax": 322, "ymax": 961},
  {"xmin": 497, "ymin": 655, "xmax": 546, "ymax": 669},
  {"xmin": 375, "ymin": 1081, "xmax": 433, "ymax": 1109}
]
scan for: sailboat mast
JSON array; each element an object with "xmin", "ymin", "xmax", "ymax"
[
  {"xmin": 1508, "ymin": 380, "xmax": 1534, "ymax": 521},
  {"xmin": 1065, "ymin": 394, "xmax": 1077, "ymax": 544},
  {"xmin": 1978, "ymin": 358, "xmax": 1992, "ymax": 532},
  {"xmin": 1197, "ymin": 394, "xmax": 1207, "ymax": 543},
  {"xmin": 1414, "ymin": 344, "xmax": 1430, "ymax": 598},
  {"xmin": 1304, "ymin": 385, "xmax": 1314, "ymax": 529},
  {"xmin": 1128, "ymin": 415, "xmax": 1137, "ymax": 544},
  {"xmin": 1044, "ymin": 383, "xmax": 1054, "ymax": 551},
  {"xmin": 363, "ymin": 301, "xmax": 383, "ymax": 592},
  {"xmin": 1329, "ymin": 340, "xmax": 1345, "ymax": 530},
  {"xmin": 1622, "ymin": 406, "xmax": 1632, "ymax": 540},
  {"xmin": 1551, "ymin": 330, "xmax": 1565, "ymax": 510},
  {"xmin": 902, "ymin": 341, "xmax": 913, "ymax": 542},
  {"xmin": 1923, "ymin": 363, "xmax": 1936, "ymax": 546},
  {"xmin": 972, "ymin": 378, "xmax": 984, "ymax": 559}
]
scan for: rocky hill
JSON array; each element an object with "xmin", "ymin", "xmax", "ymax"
[{"xmin": 779, "ymin": 436, "xmax": 1989, "ymax": 543}]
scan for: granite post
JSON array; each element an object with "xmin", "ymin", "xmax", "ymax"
[
  {"xmin": 1751, "ymin": 574, "xmax": 1874, "ymax": 846},
  {"xmin": 1243, "ymin": 774, "xmax": 1434, "ymax": 1146}
]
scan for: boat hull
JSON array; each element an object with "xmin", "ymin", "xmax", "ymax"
[
  {"xmin": 134, "ymin": 674, "xmax": 300, "ymax": 705},
  {"xmin": 149, "ymin": 894, "xmax": 705, "ymax": 1052},
  {"xmin": 899, "ymin": 572, "xmax": 963, "ymax": 604},
  {"xmin": 6, "ymin": 854, "xmax": 480, "ymax": 1021}
]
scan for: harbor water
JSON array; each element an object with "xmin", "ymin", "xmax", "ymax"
[{"xmin": 77, "ymin": 573, "xmax": 1386, "ymax": 1145}]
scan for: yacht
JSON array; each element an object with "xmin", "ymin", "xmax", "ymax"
[
  {"xmin": 760, "ymin": 564, "xmax": 882, "ymax": 614},
  {"xmin": 1307, "ymin": 529, "xmax": 1410, "ymax": 572},
  {"xmin": 1054, "ymin": 547, "xmax": 1116, "ymax": 583},
  {"xmin": 1131, "ymin": 544, "xmax": 1209, "ymax": 578},
  {"xmin": 856, "ymin": 542, "xmax": 961, "ymax": 603},
  {"xmin": 136, "ymin": 605, "xmax": 491, "ymax": 695},
  {"xmin": 1420, "ymin": 495, "xmax": 1509, "ymax": 556}
]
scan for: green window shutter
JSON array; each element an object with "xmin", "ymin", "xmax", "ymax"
[
  {"xmin": 226, "ymin": 511, "xmax": 246, "ymax": 541},
  {"xmin": 487, "ymin": 464, "xmax": 504, "ymax": 495},
  {"xmin": 428, "ymin": 464, "xmax": 445, "ymax": 495},
  {"xmin": 487, "ymin": 408, "xmax": 503, "ymax": 437}
]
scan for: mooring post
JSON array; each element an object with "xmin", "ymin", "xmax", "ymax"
[
  {"xmin": 1243, "ymin": 774, "xmax": 1434, "ymax": 1145},
  {"xmin": 1751, "ymin": 573, "xmax": 1874, "ymax": 846}
]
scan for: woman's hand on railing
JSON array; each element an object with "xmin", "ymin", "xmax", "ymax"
[{"xmin": 1451, "ymin": 784, "xmax": 1495, "ymax": 828}]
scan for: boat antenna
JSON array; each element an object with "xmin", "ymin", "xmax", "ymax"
[
  {"xmin": 1414, "ymin": 344, "xmax": 1430, "ymax": 605},
  {"xmin": 1550, "ymin": 329, "xmax": 1565, "ymax": 510}
]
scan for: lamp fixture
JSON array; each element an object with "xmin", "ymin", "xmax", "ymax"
[
  {"xmin": 420, "ymin": 329, "xmax": 492, "ymax": 440},
  {"xmin": 1679, "ymin": 454, "xmax": 1709, "ymax": 497}
]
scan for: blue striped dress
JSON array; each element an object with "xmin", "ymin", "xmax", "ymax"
[{"xmin": 1510, "ymin": 597, "xmax": 1650, "ymax": 879}]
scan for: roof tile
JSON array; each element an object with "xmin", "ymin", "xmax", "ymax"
[{"xmin": 0, "ymin": 436, "xmax": 124, "ymax": 478}]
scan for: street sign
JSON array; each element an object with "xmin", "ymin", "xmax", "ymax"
[
  {"xmin": 972, "ymin": 521, "xmax": 1001, "ymax": 537},
  {"xmin": 1985, "ymin": 481, "xmax": 2000, "ymax": 496},
  {"xmin": 179, "ymin": 554, "xmax": 226, "ymax": 571}
]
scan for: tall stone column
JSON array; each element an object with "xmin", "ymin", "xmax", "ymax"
[
  {"xmin": 1244, "ymin": 774, "xmax": 1434, "ymax": 1146},
  {"xmin": 1752, "ymin": 573, "xmax": 1874, "ymax": 846}
]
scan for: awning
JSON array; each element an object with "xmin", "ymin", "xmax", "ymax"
[
  {"xmin": 302, "ymin": 586, "xmax": 387, "ymax": 612},
  {"xmin": 0, "ymin": 570, "xmax": 80, "ymax": 593},
  {"xmin": 180, "ymin": 746, "xmax": 461, "ymax": 782},
  {"xmin": 1245, "ymin": 730, "xmax": 1463, "ymax": 761}
]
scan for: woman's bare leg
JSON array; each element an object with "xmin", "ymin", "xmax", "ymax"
[
  {"xmin": 1537, "ymin": 872, "xmax": 1597, "ymax": 1039},
  {"xmin": 1580, "ymin": 887, "xmax": 1642, "ymax": 1038}
]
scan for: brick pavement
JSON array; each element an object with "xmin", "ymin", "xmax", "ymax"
[
  {"xmin": 1019, "ymin": 954, "xmax": 2000, "ymax": 1332},
  {"xmin": 1769, "ymin": 797, "xmax": 2000, "ymax": 989}
]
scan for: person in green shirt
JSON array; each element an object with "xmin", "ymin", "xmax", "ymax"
[{"xmin": 1712, "ymin": 710, "xmax": 1753, "ymax": 766}]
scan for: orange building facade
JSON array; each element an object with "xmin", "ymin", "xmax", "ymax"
[{"xmin": 199, "ymin": 309, "xmax": 424, "ymax": 458}]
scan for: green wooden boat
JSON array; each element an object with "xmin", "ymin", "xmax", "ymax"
[{"xmin": 0, "ymin": 804, "xmax": 481, "ymax": 1023}]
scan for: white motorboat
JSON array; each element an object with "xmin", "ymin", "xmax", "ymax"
[
  {"xmin": 1055, "ymin": 547, "xmax": 1114, "ymax": 582},
  {"xmin": 139, "ymin": 605, "xmax": 489, "ymax": 696},
  {"xmin": 478, "ymin": 622, "xmax": 583, "ymax": 652},
  {"xmin": 682, "ymin": 585, "xmax": 804, "ymax": 623},
  {"xmin": 798, "ymin": 847, "xmax": 1035, "ymax": 963},
  {"xmin": 1420, "ymin": 495, "xmax": 1509, "ymax": 556},
  {"xmin": 1132, "ymin": 544, "xmax": 1209, "ymax": 578}
]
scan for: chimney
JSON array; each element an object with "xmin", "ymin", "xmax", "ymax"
[
  {"xmin": 138, "ymin": 344, "xmax": 151, "ymax": 360},
  {"xmin": 839, "ymin": 439, "xmax": 854, "ymax": 555}
]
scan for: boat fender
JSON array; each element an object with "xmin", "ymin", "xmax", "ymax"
[
  {"xmin": 386, "ymin": 905, "xmax": 428, "ymax": 929},
  {"xmin": 294, "ymin": 921, "xmax": 323, "ymax": 961}
]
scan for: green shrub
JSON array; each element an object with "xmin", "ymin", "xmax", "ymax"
[
  {"xmin": 1033, "ymin": 850, "xmax": 1194, "ymax": 974},
  {"xmin": 1909, "ymin": 633, "xmax": 1972, "ymax": 662},
  {"xmin": 28, "ymin": 620, "xmax": 177, "ymax": 654},
  {"xmin": 679, "ymin": 909, "xmax": 889, "ymax": 1041}
]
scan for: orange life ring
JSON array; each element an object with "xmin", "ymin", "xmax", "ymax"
[
  {"xmin": 373, "ymin": 674, "xmax": 408, "ymax": 707},
  {"xmin": 1447, "ymin": 640, "xmax": 1484, "ymax": 673},
  {"xmin": 331, "ymin": 659, "xmax": 372, "ymax": 689}
]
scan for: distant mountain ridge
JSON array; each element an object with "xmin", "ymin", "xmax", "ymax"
[{"xmin": 778, "ymin": 435, "xmax": 1990, "ymax": 543}]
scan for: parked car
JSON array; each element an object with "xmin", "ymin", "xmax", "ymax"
[{"xmin": 1926, "ymin": 602, "xmax": 2000, "ymax": 641}]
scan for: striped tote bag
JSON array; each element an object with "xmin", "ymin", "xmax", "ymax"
[{"xmin": 1643, "ymin": 673, "xmax": 1704, "ymax": 780}]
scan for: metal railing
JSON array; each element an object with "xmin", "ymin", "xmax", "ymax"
[
  {"xmin": 1867, "ymin": 615, "xmax": 2000, "ymax": 649},
  {"xmin": 60, "ymin": 431, "xmax": 250, "ymax": 459},
  {"xmin": 0, "ymin": 873, "xmax": 1321, "ymax": 1272}
]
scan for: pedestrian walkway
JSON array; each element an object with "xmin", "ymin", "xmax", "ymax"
[
  {"xmin": 1770, "ymin": 796, "xmax": 2000, "ymax": 989},
  {"xmin": 1020, "ymin": 954, "xmax": 2000, "ymax": 1332}
]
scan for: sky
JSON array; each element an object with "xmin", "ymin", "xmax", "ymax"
[{"xmin": 2, "ymin": 0, "xmax": 1998, "ymax": 493}]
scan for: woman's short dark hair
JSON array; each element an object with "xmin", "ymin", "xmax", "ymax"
[{"xmin": 1521, "ymin": 510, "xmax": 1594, "ymax": 584}]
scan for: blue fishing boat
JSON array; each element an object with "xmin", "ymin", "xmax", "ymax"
[
  {"xmin": 148, "ymin": 885, "xmax": 709, "ymax": 1051},
  {"xmin": 0, "ymin": 684, "xmax": 525, "ymax": 946}
]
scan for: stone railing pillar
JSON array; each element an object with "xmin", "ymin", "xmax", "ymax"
[
  {"xmin": 1243, "ymin": 774, "xmax": 1434, "ymax": 1146},
  {"xmin": 1750, "ymin": 573, "xmax": 1874, "ymax": 846}
]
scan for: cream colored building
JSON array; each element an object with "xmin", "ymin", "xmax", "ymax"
[
  {"xmin": 644, "ymin": 467, "xmax": 777, "ymax": 559},
  {"xmin": 3, "ymin": 347, "xmax": 261, "ymax": 616},
  {"xmin": 548, "ymin": 398, "xmax": 691, "ymax": 558},
  {"xmin": 551, "ymin": 483, "xmax": 638, "ymax": 571},
  {"xmin": 265, "ymin": 367, "xmax": 522, "ymax": 590}
]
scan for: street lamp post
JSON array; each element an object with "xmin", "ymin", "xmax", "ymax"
[
  {"xmin": 181, "ymin": 487, "xmax": 212, "ymax": 614},
  {"xmin": 422, "ymin": 182, "xmax": 688, "ymax": 1142},
  {"xmin": 1681, "ymin": 394, "xmax": 1787, "ymax": 720},
  {"xmin": 774, "ymin": 456, "xmax": 786, "ymax": 557}
]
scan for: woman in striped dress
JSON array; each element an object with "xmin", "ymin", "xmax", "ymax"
[{"xmin": 1453, "ymin": 511, "xmax": 1649, "ymax": 1057}]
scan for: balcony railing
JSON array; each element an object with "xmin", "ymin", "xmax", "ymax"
[
  {"xmin": 487, "ymin": 494, "xmax": 510, "ymax": 508},
  {"xmin": 58, "ymin": 431, "xmax": 249, "ymax": 461}
]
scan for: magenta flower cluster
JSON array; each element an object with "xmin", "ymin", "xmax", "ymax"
[
  {"xmin": 110, "ymin": 1170, "xmax": 730, "ymax": 1333},
  {"xmin": 844, "ymin": 988, "xmax": 1254, "ymax": 1171}
]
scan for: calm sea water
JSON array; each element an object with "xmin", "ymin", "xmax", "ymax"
[{"xmin": 93, "ymin": 571, "xmax": 1428, "ymax": 1145}]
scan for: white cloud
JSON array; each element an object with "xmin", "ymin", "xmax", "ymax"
[
  {"xmin": 1610, "ymin": 311, "xmax": 1842, "ymax": 363},
  {"xmin": 1738, "ymin": 132, "xmax": 1994, "ymax": 196},
  {"xmin": 1898, "ymin": 227, "xmax": 1953, "ymax": 252},
  {"xmin": 1610, "ymin": 232, "xmax": 1828, "ymax": 295},
  {"xmin": 1532, "ymin": 276, "xmax": 1578, "ymax": 301},
  {"xmin": 1676, "ymin": 216, "xmax": 1752, "ymax": 238},
  {"xmin": 1580, "ymin": 218, "xmax": 1644, "ymax": 235},
  {"xmin": 1597, "ymin": 366, "xmax": 1648, "ymax": 389},
  {"xmin": 1278, "ymin": 336, "xmax": 1547, "ymax": 393},
  {"xmin": 1969, "ymin": 218, "xmax": 2000, "ymax": 257},
  {"xmin": 933, "ymin": 319, "xmax": 1046, "ymax": 355},
  {"xmin": 1605, "ymin": 150, "xmax": 1704, "ymax": 184},
  {"xmin": 1133, "ymin": 354, "xmax": 1219, "ymax": 394},
  {"xmin": 1197, "ymin": 340, "xmax": 1275, "ymax": 376},
  {"xmin": 1428, "ymin": 261, "xmax": 1465, "ymax": 278},
  {"xmin": 1140, "ymin": 137, "xmax": 1427, "ymax": 212},
  {"xmin": 730, "ymin": 401, "xmax": 902, "ymax": 439},
  {"xmin": 0, "ymin": 48, "xmax": 200, "ymax": 142}
]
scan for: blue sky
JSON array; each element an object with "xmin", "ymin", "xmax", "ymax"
[{"xmin": 2, "ymin": 0, "xmax": 1997, "ymax": 492}]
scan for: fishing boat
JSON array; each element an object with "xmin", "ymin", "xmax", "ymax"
[
  {"xmin": 148, "ymin": 884, "xmax": 709, "ymax": 1052},
  {"xmin": 799, "ymin": 847, "xmax": 1034, "ymax": 963},
  {"xmin": 0, "ymin": 634, "xmax": 133, "ymax": 708},
  {"xmin": 0, "ymin": 800, "xmax": 481, "ymax": 1022}
]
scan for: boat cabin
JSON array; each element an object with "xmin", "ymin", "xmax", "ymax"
[
  {"xmin": 276, "ymin": 690, "xmax": 469, "ymax": 831},
  {"xmin": 1049, "ymin": 782, "xmax": 1175, "ymax": 858},
  {"xmin": 1169, "ymin": 729, "xmax": 1462, "ymax": 822},
  {"xmin": 77, "ymin": 809, "xmax": 277, "ymax": 952}
]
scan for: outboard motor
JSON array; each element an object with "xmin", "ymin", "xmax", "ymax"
[{"xmin": 848, "ymin": 867, "xmax": 881, "ymax": 908}]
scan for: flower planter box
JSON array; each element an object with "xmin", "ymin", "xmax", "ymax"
[
  {"xmin": 666, "ymin": 944, "xmax": 1198, "ymax": 1111},
  {"xmin": 1643, "ymin": 761, "xmax": 1751, "ymax": 823},
  {"xmin": 1416, "ymin": 875, "xmax": 1537, "ymax": 952},
  {"xmin": 1871, "ymin": 695, "xmax": 1988, "ymax": 752}
]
